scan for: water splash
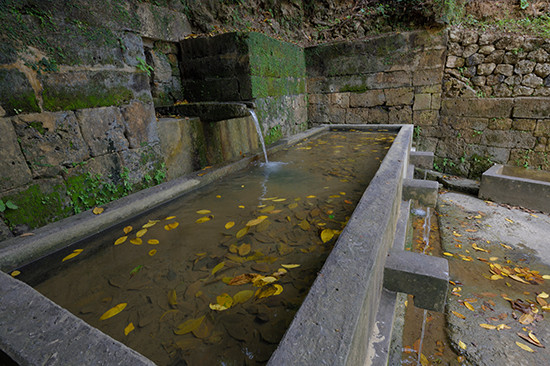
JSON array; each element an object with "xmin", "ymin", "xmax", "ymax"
[{"xmin": 249, "ymin": 109, "xmax": 269, "ymax": 163}]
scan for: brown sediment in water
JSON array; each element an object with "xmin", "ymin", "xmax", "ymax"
[{"xmin": 17, "ymin": 131, "xmax": 395, "ymax": 365}]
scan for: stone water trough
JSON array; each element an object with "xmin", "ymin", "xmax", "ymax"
[
  {"xmin": 479, "ymin": 164, "xmax": 550, "ymax": 213},
  {"xmin": 0, "ymin": 124, "xmax": 447, "ymax": 366}
]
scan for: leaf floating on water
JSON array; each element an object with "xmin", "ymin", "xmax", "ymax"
[
  {"xmin": 519, "ymin": 313, "xmax": 535, "ymax": 325},
  {"xmin": 273, "ymin": 198, "xmax": 286, "ymax": 202},
  {"xmin": 62, "ymin": 249, "xmax": 83, "ymax": 262},
  {"xmin": 238, "ymin": 243, "xmax": 251, "ymax": 256},
  {"xmin": 458, "ymin": 340, "xmax": 467, "ymax": 350},
  {"xmin": 123, "ymin": 226, "xmax": 133, "ymax": 234},
  {"xmin": 233, "ymin": 290, "xmax": 254, "ymax": 305},
  {"xmin": 306, "ymin": 195, "xmax": 316, "ymax": 198},
  {"xmin": 516, "ymin": 341, "xmax": 535, "ymax": 352},
  {"xmin": 196, "ymin": 209, "xmax": 211, "ymax": 215},
  {"xmin": 510, "ymin": 274, "xmax": 529, "ymax": 284},
  {"xmin": 196, "ymin": 216, "xmax": 212, "ymax": 224},
  {"xmin": 175, "ymin": 315, "xmax": 205, "ymax": 335},
  {"xmin": 273, "ymin": 284, "xmax": 283, "ymax": 295},
  {"xmin": 168, "ymin": 289, "xmax": 178, "ymax": 307},
  {"xmin": 164, "ymin": 222, "xmax": 179, "ymax": 231},
  {"xmin": 246, "ymin": 216, "xmax": 268, "ymax": 227},
  {"xmin": 211, "ymin": 261, "xmax": 225, "ymax": 275},
  {"xmin": 299, "ymin": 220, "xmax": 310, "ymax": 231},
  {"xmin": 255, "ymin": 284, "xmax": 280, "ymax": 299},
  {"xmin": 229, "ymin": 273, "xmax": 258, "ymax": 286},
  {"xmin": 92, "ymin": 206, "xmax": 104, "ymax": 215},
  {"xmin": 420, "ymin": 353, "xmax": 429, "ymax": 366},
  {"xmin": 147, "ymin": 239, "xmax": 159, "ymax": 245},
  {"xmin": 538, "ymin": 292, "xmax": 549, "ymax": 299},
  {"xmin": 260, "ymin": 206, "xmax": 275, "ymax": 213},
  {"xmin": 463, "ymin": 302, "xmax": 475, "ymax": 311},
  {"xmin": 148, "ymin": 249, "xmax": 157, "ymax": 256},
  {"xmin": 229, "ymin": 244, "xmax": 238, "ymax": 254},
  {"xmin": 10, "ymin": 270, "xmax": 20, "ymax": 277},
  {"xmin": 115, "ymin": 236, "xmax": 128, "ymax": 245},
  {"xmin": 129, "ymin": 265, "xmax": 143, "ymax": 278},
  {"xmin": 320, "ymin": 229, "xmax": 335, "ymax": 243},
  {"xmin": 238, "ymin": 205, "xmax": 245, "ymax": 209},
  {"xmin": 225, "ymin": 221, "xmax": 235, "ymax": 229},
  {"xmin": 443, "ymin": 252, "xmax": 454, "ymax": 257},
  {"xmin": 472, "ymin": 243, "xmax": 489, "ymax": 253},
  {"xmin": 124, "ymin": 322, "xmax": 135, "ymax": 336},
  {"xmin": 136, "ymin": 229, "xmax": 147, "ymax": 238},
  {"xmin": 236, "ymin": 226, "xmax": 249, "ymax": 239},
  {"xmin": 130, "ymin": 238, "xmax": 143, "ymax": 245},
  {"xmin": 277, "ymin": 243, "xmax": 293, "ymax": 256},
  {"xmin": 281, "ymin": 264, "xmax": 300, "ymax": 269},
  {"xmin": 164, "ymin": 216, "xmax": 176, "ymax": 220},
  {"xmin": 142, "ymin": 220, "xmax": 158, "ymax": 229},
  {"xmin": 288, "ymin": 202, "xmax": 298, "ymax": 209},
  {"xmin": 100, "ymin": 303, "xmax": 127, "ymax": 320}
]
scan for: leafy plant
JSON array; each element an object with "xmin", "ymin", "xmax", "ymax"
[
  {"xmin": 136, "ymin": 57, "xmax": 154, "ymax": 76},
  {"xmin": 0, "ymin": 199, "xmax": 18, "ymax": 213}
]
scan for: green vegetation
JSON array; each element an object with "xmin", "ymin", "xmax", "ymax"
[
  {"xmin": 136, "ymin": 57, "xmax": 154, "ymax": 76},
  {"xmin": 264, "ymin": 125, "xmax": 283, "ymax": 145}
]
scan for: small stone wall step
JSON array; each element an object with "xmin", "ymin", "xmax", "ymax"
[
  {"xmin": 402, "ymin": 178, "xmax": 439, "ymax": 207},
  {"xmin": 383, "ymin": 250, "xmax": 449, "ymax": 312},
  {"xmin": 410, "ymin": 151, "xmax": 434, "ymax": 170},
  {"xmin": 156, "ymin": 102, "xmax": 250, "ymax": 122},
  {"xmin": 0, "ymin": 271, "xmax": 155, "ymax": 366}
]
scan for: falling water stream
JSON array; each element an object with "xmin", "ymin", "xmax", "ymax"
[
  {"xmin": 249, "ymin": 109, "xmax": 269, "ymax": 164},
  {"xmin": 417, "ymin": 206, "xmax": 431, "ymax": 366}
]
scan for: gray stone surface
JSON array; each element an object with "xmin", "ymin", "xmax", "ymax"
[
  {"xmin": 0, "ymin": 271, "xmax": 155, "ymax": 366},
  {"xmin": 75, "ymin": 106, "xmax": 129, "ymax": 157},
  {"xmin": 0, "ymin": 118, "xmax": 33, "ymax": 192},
  {"xmin": 409, "ymin": 151, "xmax": 434, "ymax": 170},
  {"xmin": 402, "ymin": 178, "xmax": 439, "ymax": 207},
  {"xmin": 383, "ymin": 249, "xmax": 449, "ymax": 311},
  {"xmin": 156, "ymin": 102, "xmax": 250, "ymax": 122},
  {"xmin": 120, "ymin": 101, "xmax": 159, "ymax": 149}
]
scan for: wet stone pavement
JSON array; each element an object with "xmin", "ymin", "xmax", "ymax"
[{"xmin": 437, "ymin": 190, "xmax": 550, "ymax": 365}]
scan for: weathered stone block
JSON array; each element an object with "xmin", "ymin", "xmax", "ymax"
[
  {"xmin": 448, "ymin": 42, "xmax": 463, "ymax": 57},
  {"xmin": 505, "ymin": 75, "xmax": 522, "ymax": 85},
  {"xmin": 485, "ymin": 50, "xmax": 505, "ymax": 64},
  {"xmin": 413, "ymin": 70, "xmax": 442, "ymax": 86},
  {"xmin": 535, "ymin": 120, "xmax": 550, "ymax": 137},
  {"xmin": 431, "ymin": 93, "xmax": 441, "ymax": 110},
  {"xmin": 374, "ymin": 71, "xmax": 412, "ymax": 89},
  {"xmin": 413, "ymin": 93, "xmax": 431, "ymax": 110},
  {"xmin": 345, "ymin": 108, "xmax": 369, "ymax": 124},
  {"xmin": 478, "ymin": 45, "xmax": 495, "ymax": 55},
  {"xmin": 463, "ymin": 44, "xmax": 479, "ymax": 58},
  {"xmin": 13, "ymin": 112, "xmax": 89, "ymax": 179},
  {"xmin": 76, "ymin": 106, "xmax": 129, "ymax": 157},
  {"xmin": 492, "ymin": 84, "xmax": 513, "ymax": 97},
  {"xmin": 534, "ymin": 87, "xmax": 550, "ymax": 97},
  {"xmin": 385, "ymin": 88, "xmax": 414, "ymax": 106},
  {"xmin": 496, "ymin": 35, "xmax": 525, "ymax": 50},
  {"xmin": 448, "ymin": 28, "xmax": 462, "ymax": 43},
  {"xmin": 368, "ymin": 107, "xmax": 389, "ymax": 124},
  {"xmin": 513, "ymin": 98, "xmax": 550, "ymax": 118},
  {"xmin": 349, "ymin": 90, "xmax": 385, "ymax": 108},
  {"xmin": 466, "ymin": 53, "xmax": 484, "ymax": 67},
  {"xmin": 482, "ymin": 130, "xmax": 536, "ymax": 149},
  {"xmin": 479, "ymin": 33, "xmax": 501, "ymax": 46},
  {"xmin": 512, "ymin": 119, "xmax": 537, "ymax": 131},
  {"xmin": 486, "ymin": 74, "xmax": 506, "ymax": 86},
  {"xmin": 462, "ymin": 30, "xmax": 479, "ymax": 46},
  {"xmin": 388, "ymin": 106, "xmax": 412, "ymax": 124},
  {"xmin": 515, "ymin": 60, "xmax": 536, "ymax": 75},
  {"xmin": 488, "ymin": 117, "xmax": 513, "ymax": 130},
  {"xmin": 441, "ymin": 98, "xmax": 513, "ymax": 118},
  {"xmin": 413, "ymin": 110, "xmax": 438, "ymax": 126},
  {"xmin": 0, "ymin": 118, "xmax": 33, "ymax": 192},
  {"xmin": 477, "ymin": 63, "xmax": 496, "ymax": 76},
  {"xmin": 136, "ymin": 2, "xmax": 191, "ymax": 42},
  {"xmin": 0, "ymin": 69, "xmax": 40, "ymax": 116},
  {"xmin": 453, "ymin": 117, "xmax": 488, "ymax": 130},
  {"xmin": 471, "ymin": 76, "xmax": 487, "ymax": 87},
  {"xmin": 121, "ymin": 101, "xmax": 159, "ymax": 149},
  {"xmin": 522, "ymin": 74, "xmax": 544, "ymax": 88},
  {"xmin": 534, "ymin": 63, "xmax": 550, "ymax": 78},
  {"xmin": 528, "ymin": 48, "xmax": 550, "ymax": 63},
  {"xmin": 446, "ymin": 55, "xmax": 464, "ymax": 68},
  {"xmin": 513, "ymin": 85, "xmax": 535, "ymax": 96},
  {"xmin": 329, "ymin": 93, "xmax": 350, "ymax": 108}
]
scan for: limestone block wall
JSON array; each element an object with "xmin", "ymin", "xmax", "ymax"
[
  {"xmin": 180, "ymin": 32, "xmax": 308, "ymax": 143},
  {"xmin": 305, "ymin": 30, "xmax": 446, "ymax": 129},
  {"xmin": 0, "ymin": 1, "xmax": 192, "ymax": 239},
  {"xmin": 421, "ymin": 26, "xmax": 550, "ymax": 177}
]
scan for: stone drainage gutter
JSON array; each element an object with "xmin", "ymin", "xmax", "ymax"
[{"xmin": 0, "ymin": 124, "xmax": 447, "ymax": 366}]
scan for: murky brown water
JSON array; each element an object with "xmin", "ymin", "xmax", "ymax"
[{"xmin": 17, "ymin": 131, "xmax": 394, "ymax": 366}]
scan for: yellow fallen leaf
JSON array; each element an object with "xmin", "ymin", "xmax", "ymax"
[
  {"xmin": 479, "ymin": 323, "xmax": 497, "ymax": 330},
  {"xmin": 490, "ymin": 274, "xmax": 503, "ymax": 280},
  {"xmin": 165, "ymin": 222, "xmax": 179, "ymax": 230},
  {"xmin": 464, "ymin": 301, "xmax": 475, "ymax": 311},
  {"xmin": 164, "ymin": 216, "xmax": 176, "ymax": 220},
  {"xmin": 10, "ymin": 270, "xmax": 20, "ymax": 277},
  {"xmin": 530, "ymin": 214, "xmax": 538, "ymax": 218},
  {"xmin": 246, "ymin": 216, "xmax": 268, "ymax": 227},
  {"xmin": 451, "ymin": 311, "xmax": 466, "ymax": 319},
  {"xmin": 306, "ymin": 195, "xmax": 316, "ymax": 198},
  {"xmin": 299, "ymin": 220, "xmax": 311, "ymax": 230},
  {"xmin": 538, "ymin": 292, "xmax": 549, "ymax": 298},
  {"xmin": 100, "ymin": 303, "xmax": 127, "ymax": 320},
  {"xmin": 236, "ymin": 226, "xmax": 249, "ymax": 239},
  {"xmin": 238, "ymin": 205, "xmax": 245, "ymax": 209},
  {"xmin": 209, "ymin": 303, "xmax": 229, "ymax": 311},
  {"xmin": 472, "ymin": 243, "xmax": 489, "ymax": 253},
  {"xmin": 147, "ymin": 239, "xmax": 159, "ymax": 245},
  {"xmin": 175, "ymin": 316, "xmax": 205, "ymax": 334},
  {"xmin": 168, "ymin": 289, "xmax": 177, "ymax": 307},
  {"xmin": 123, "ymin": 226, "xmax": 133, "ymax": 234},
  {"xmin": 320, "ymin": 229, "xmax": 334, "ymax": 243},
  {"xmin": 489, "ymin": 257, "xmax": 499, "ymax": 261},
  {"xmin": 225, "ymin": 221, "xmax": 235, "ymax": 229},
  {"xmin": 216, "ymin": 195, "xmax": 221, "ymax": 198},
  {"xmin": 216, "ymin": 293, "xmax": 233, "ymax": 308},
  {"xmin": 543, "ymin": 275, "xmax": 550, "ymax": 280},
  {"xmin": 62, "ymin": 249, "xmax": 83, "ymax": 262},
  {"xmin": 516, "ymin": 341, "xmax": 535, "ymax": 352},
  {"xmin": 273, "ymin": 284, "xmax": 283, "ymax": 295},
  {"xmin": 196, "ymin": 209, "xmax": 211, "ymax": 215},
  {"xmin": 273, "ymin": 198, "xmax": 286, "ymax": 202},
  {"xmin": 115, "ymin": 236, "xmax": 127, "ymax": 245},
  {"xmin": 528, "ymin": 332, "xmax": 542, "ymax": 346},
  {"xmin": 136, "ymin": 229, "xmax": 147, "ymax": 238},
  {"xmin": 238, "ymin": 243, "xmax": 251, "ymax": 256},
  {"xmin": 196, "ymin": 216, "xmax": 212, "ymax": 223},
  {"xmin": 458, "ymin": 340, "xmax": 467, "ymax": 350},
  {"xmin": 443, "ymin": 252, "xmax": 454, "ymax": 257},
  {"xmin": 255, "ymin": 284, "xmax": 279, "ymax": 299},
  {"xmin": 92, "ymin": 206, "xmax": 104, "ymax": 215},
  {"xmin": 510, "ymin": 274, "xmax": 529, "ymax": 284},
  {"xmin": 124, "ymin": 322, "xmax": 135, "ymax": 335},
  {"xmin": 505, "ymin": 218, "xmax": 514, "ymax": 223},
  {"xmin": 281, "ymin": 264, "xmax": 300, "ymax": 269},
  {"xmin": 420, "ymin": 353, "xmax": 429, "ymax": 366},
  {"xmin": 453, "ymin": 231, "xmax": 462, "ymax": 237},
  {"xmin": 142, "ymin": 220, "xmax": 158, "ymax": 229},
  {"xmin": 496, "ymin": 324, "xmax": 510, "ymax": 330},
  {"xmin": 288, "ymin": 202, "xmax": 298, "ymax": 209},
  {"xmin": 130, "ymin": 238, "xmax": 142, "ymax": 245},
  {"xmin": 233, "ymin": 290, "xmax": 254, "ymax": 305},
  {"xmin": 212, "ymin": 262, "xmax": 225, "ymax": 275},
  {"xmin": 149, "ymin": 249, "xmax": 157, "ymax": 256}
]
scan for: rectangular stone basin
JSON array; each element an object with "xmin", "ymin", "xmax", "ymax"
[
  {"xmin": 479, "ymin": 164, "xmax": 550, "ymax": 213},
  {"xmin": 0, "ymin": 124, "xmax": 416, "ymax": 366}
]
